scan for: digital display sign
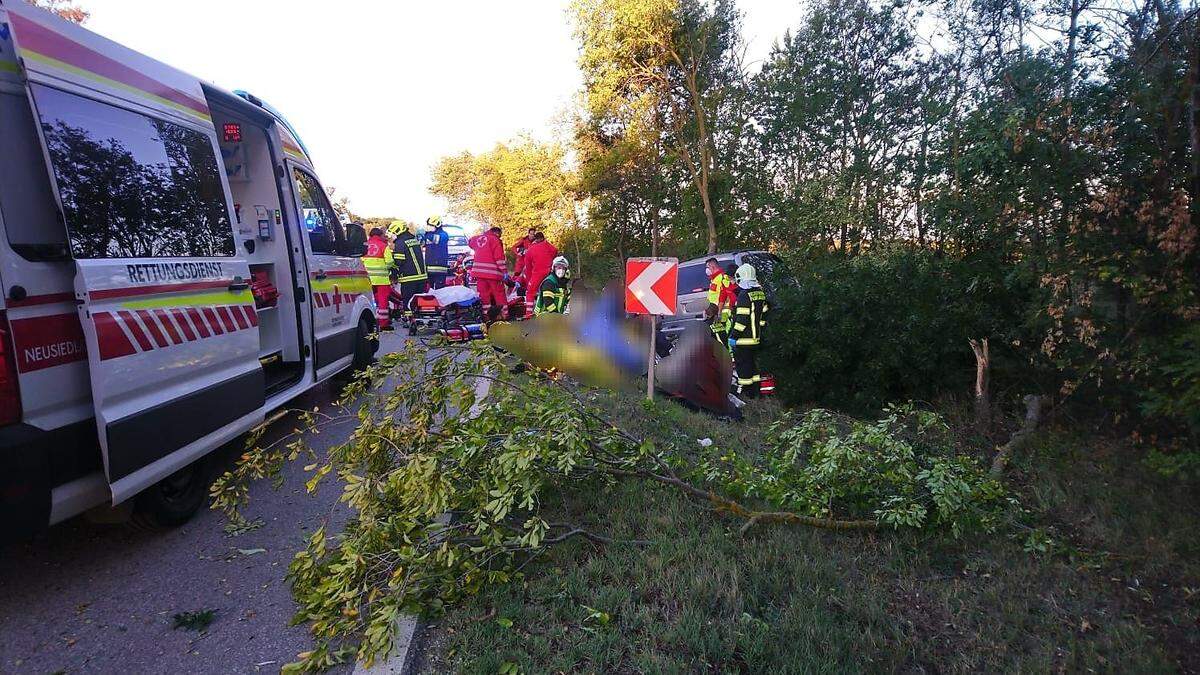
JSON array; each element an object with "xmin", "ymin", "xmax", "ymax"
[{"xmin": 222, "ymin": 122, "xmax": 242, "ymax": 143}]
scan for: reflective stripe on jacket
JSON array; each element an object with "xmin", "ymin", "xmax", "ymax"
[
  {"xmin": 468, "ymin": 231, "xmax": 507, "ymax": 281},
  {"xmin": 729, "ymin": 287, "xmax": 769, "ymax": 346},
  {"xmin": 707, "ymin": 271, "xmax": 733, "ymax": 308},
  {"xmin": 363, "ymin": 235, "xmax": 394, "ymax": 286},
  {"xmin": 392, "ymin": 232, "xmax": 427, "ymax": 283},
  {"xmin": 534, "ymin": 273, "xmax": 571, "ymax": 314}
]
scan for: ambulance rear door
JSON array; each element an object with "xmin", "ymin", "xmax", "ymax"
[{"xmin": 9, "ymin": 7, "xmax": 265, "ymax": 501}]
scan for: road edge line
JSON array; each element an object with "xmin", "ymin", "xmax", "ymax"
[{"xmin": 352, "ymin": 371, "xmax": 493, "ymax": 675}]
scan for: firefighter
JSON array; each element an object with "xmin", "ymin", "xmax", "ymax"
[
  {"xmin": 391, "ymin": 220, "xmax": 428, "ymax": 307},
  {"xmin": 535, "ymin": 256, "xmax": 572, "ymax": 315},
  {"xmin": 423, "ymin": 216, "xmax": 450, "ymax": 288},
  {"xmin": 468, "ymin": 226, "xmax": 509, "ymax": 321},
  {"xmin": 363, "ymin": 227, "xmax": 395, "ymax": 330},
  {"xmin": 728, "ymin": 263, "xmax": 769, "ymax": 398},
  {"xmin": 705, "ymin": 257, "xmax": 734, "ymax": 345}
]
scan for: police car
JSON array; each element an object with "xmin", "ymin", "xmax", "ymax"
[{"xmin": 0, "ymin": 1, "xmax": 379, "ymax": 538}]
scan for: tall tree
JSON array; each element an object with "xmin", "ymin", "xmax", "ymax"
[
  {"xmin": 429, "ymin": 137, "xmax": 579, "ymax": 243},
  {"xmin": 572, "ymin": 0, "xmax": 741, "ymax": 254}
]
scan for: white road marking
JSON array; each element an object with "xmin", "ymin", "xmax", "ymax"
[{"xmin": 353, "ymin": 371, "xmax": 492, "ymax": 675}]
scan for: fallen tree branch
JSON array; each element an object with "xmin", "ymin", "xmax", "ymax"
[
  {"xmin": 991, "ymin": 394, "xmax": 1045, "ymax": 477},
  {"xmin": 607, "ymin": 467, "xmax": 879, "ymax": 532}
]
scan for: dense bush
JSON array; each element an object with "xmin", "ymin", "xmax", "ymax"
[
  {"xmin": 698, "ymin": 404, "xmax": 1015, "ymax": 536},
  {"xmin": 761, "ymin": 247, "xmax": 1035, "ymax": 413}
]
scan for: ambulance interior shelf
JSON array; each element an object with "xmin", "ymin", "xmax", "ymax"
[{"xmin": 212, "ymin": 106, "xmax": 302, "ymax": 372}]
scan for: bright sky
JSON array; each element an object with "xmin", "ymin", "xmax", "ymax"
[{"xmin": 83, "ymin": 0, "xmax": 804, "ymax": 223}]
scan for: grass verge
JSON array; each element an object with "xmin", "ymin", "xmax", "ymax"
[{"xmin": 415, "ymin": 387, "xmax": 1199, "ymax": 673}]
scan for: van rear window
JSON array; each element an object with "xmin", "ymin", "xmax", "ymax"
[{"xmin": 32, "ymin": 85, "xmax": 234, "ymax": 259}]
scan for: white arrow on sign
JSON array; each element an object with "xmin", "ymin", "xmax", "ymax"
[{"xmin": 628, "ymin": 260, "xmax": 674, "ymax": 315}]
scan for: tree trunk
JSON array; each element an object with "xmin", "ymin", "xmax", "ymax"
[
  {"xmin": 650, "ymin": 206, "xmax": 661, "ymax": 257},
  {"xmin": 686, "ymin": 67, "xmax": 718, "ymax": 255},
  {"xmin": 991, "ymin": 395, "xmax": 1045, "ymax": 477},
  {"xmin": 969, "ymin": 338, "xmax": 991, "ymax": 433},
  {"xmin": 1065, "ymin": 0, "xmax": 1080, "ymax": 101},
  {"xmin": 1189, "ymin": 20, "xmax": 1200, "ymax": 231}
]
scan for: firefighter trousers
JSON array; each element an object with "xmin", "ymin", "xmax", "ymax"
[
  {"xmin": 732, "ymin": 344, "xmax": 760, "ymax": 398},
  {"xmin": 396, "ymin": 280, "xmax": 426, "ymax": 309}
]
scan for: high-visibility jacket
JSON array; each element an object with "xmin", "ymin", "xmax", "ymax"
[
  {"xmin": 729, "ymin": 286, "xmax": 769, "ymax": 346},
  {"xmin": 363, "ymin": 234, "xmax": 394, "ymax": 286},
  {"xmin": 707, "ymin": 270, "xmax": 735, "ymax": 311},
  {"xmin": 424, "ymin": 227, "xmax": 450, "ymax": 273},
  {"xmin": 392, "ymin": 231, "xmax": 427, "ymax": 283},
  {"xmin": 468, "ymin": 231, "xmax": 506, "ymax": 281},
  {"xmin": 535, "ymin": 272, "xmax": 571, "ymax": 314}
]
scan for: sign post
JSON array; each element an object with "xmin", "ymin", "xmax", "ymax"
[{"xmin": 624, "ymin": 257, "xmax": 678, "ymax": 401}]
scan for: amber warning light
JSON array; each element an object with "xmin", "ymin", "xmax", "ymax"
[{"xmin": 222, "ymin": 122, "xmax": 242, "ymax": 143}]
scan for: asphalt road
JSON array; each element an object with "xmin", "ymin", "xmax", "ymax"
[{"xmin": 0, "ymin": 332, "xmax": 417, "ymax": 674}]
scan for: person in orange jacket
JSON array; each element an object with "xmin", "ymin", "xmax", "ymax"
[
  {"xmin": 522, "ymin": 232, "xmax": 558, "ymax": 314},
  {"xmin": 468, "ymin": 226, "xmax": 509, "ymax": 321}
]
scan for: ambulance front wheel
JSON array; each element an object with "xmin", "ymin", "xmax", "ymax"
[{"xmin": 135, "ymin": 458, "xmax": 210, "ymax": 527}]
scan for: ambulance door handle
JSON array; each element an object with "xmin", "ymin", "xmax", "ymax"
[
  {"xmin": 314, "ymin": 270, "xmax": 328, "ymax": 281},
  {"xmin": 228, "ymin": 276, "xmax": 250, "ymax": 291}
]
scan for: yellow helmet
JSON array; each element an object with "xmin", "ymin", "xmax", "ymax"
[
  {"xmin": 387, "ymin": 220, "xmax": 406, "ymax": 236},
  {"xmin": 426, "ymin": 215, "xmax": 442, "ymax": 227}
]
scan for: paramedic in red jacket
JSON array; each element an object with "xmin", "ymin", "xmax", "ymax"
[
  {"xmin": 511, "ymin": 227, "xmax": 535, "ymax": 287},
  {"xmin": 522, "ymin": 232, "xmax": 558, "ymax": 313},
  {"xmin": 363, "ymin": 228, "xmax": 394, "ymax": 330},
  {"xmin": 468, "ymin": 226, "xmax": 509, "ymax": 320}
]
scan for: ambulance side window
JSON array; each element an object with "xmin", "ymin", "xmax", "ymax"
[
  {"xmin": 292, "ymin": 168, "xmax": 345, "ymax": 256},
  {"xmin": 0, "ymin": 91, "xmax": 70, "ymax": 261},
  {"xmin": 31, "ymin": 85, "xmax": 234, "ymax": 259}
]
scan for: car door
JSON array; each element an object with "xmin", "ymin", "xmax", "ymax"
[
  {"xmin": 287, "ymin": 165, "xmax": 369, "ymax": 379},
  {"xmin": 24, "ymin": 82, "xmax": 264, "ymax": 503}
]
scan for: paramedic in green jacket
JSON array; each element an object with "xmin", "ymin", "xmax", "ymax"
[{"xmin": 534, "ymin": 256, "xmax": 572, "ymax": 315}]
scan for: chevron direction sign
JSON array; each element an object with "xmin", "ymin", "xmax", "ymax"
[{"xmin": 625, "ymin": 257, "xmax": 678, "ymax": 316}]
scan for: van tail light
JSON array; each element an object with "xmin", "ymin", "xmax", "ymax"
[
  {"xmin": 0, "ymin": 311, "xmax": 23, "ymax": 426},
  {"xmin": 760, "ymin": 374, "xmax": 776, "ymax": 396}
]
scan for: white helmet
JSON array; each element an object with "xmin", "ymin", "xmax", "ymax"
[
  {"xmin": 552, "ymin": 255, "xmax": 570, "ymax": 270},
  {"xmin": 735, "ymin": 263, "xmax": 758, "ymax": 287}
]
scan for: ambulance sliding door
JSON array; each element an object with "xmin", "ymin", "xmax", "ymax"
[{"xmin": 24, "ymin": 82, "xmax": 265, "ymax": 502}]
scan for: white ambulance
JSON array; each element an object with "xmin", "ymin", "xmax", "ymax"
[{"xmin": 0, "ymin": 1, "xmax": 379, "ymax": 539}]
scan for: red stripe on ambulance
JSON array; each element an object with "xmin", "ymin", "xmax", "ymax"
[{"xmin": 93, "ymin": 305, "xmax": 257, "ymax": 361}]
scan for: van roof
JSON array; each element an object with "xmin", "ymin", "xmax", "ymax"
[{"xmin": 3, "ymin": 0, "xmax": 311, "ymax": 163}]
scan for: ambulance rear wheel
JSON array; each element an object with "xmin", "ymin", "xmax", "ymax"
[
  {"xmin": 135, "ymin": 460, "xmax": 209, "ymax": 527},
  {"xmin": 351, "ymin": 315, "xmax": 377, "ymax": 372}
]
